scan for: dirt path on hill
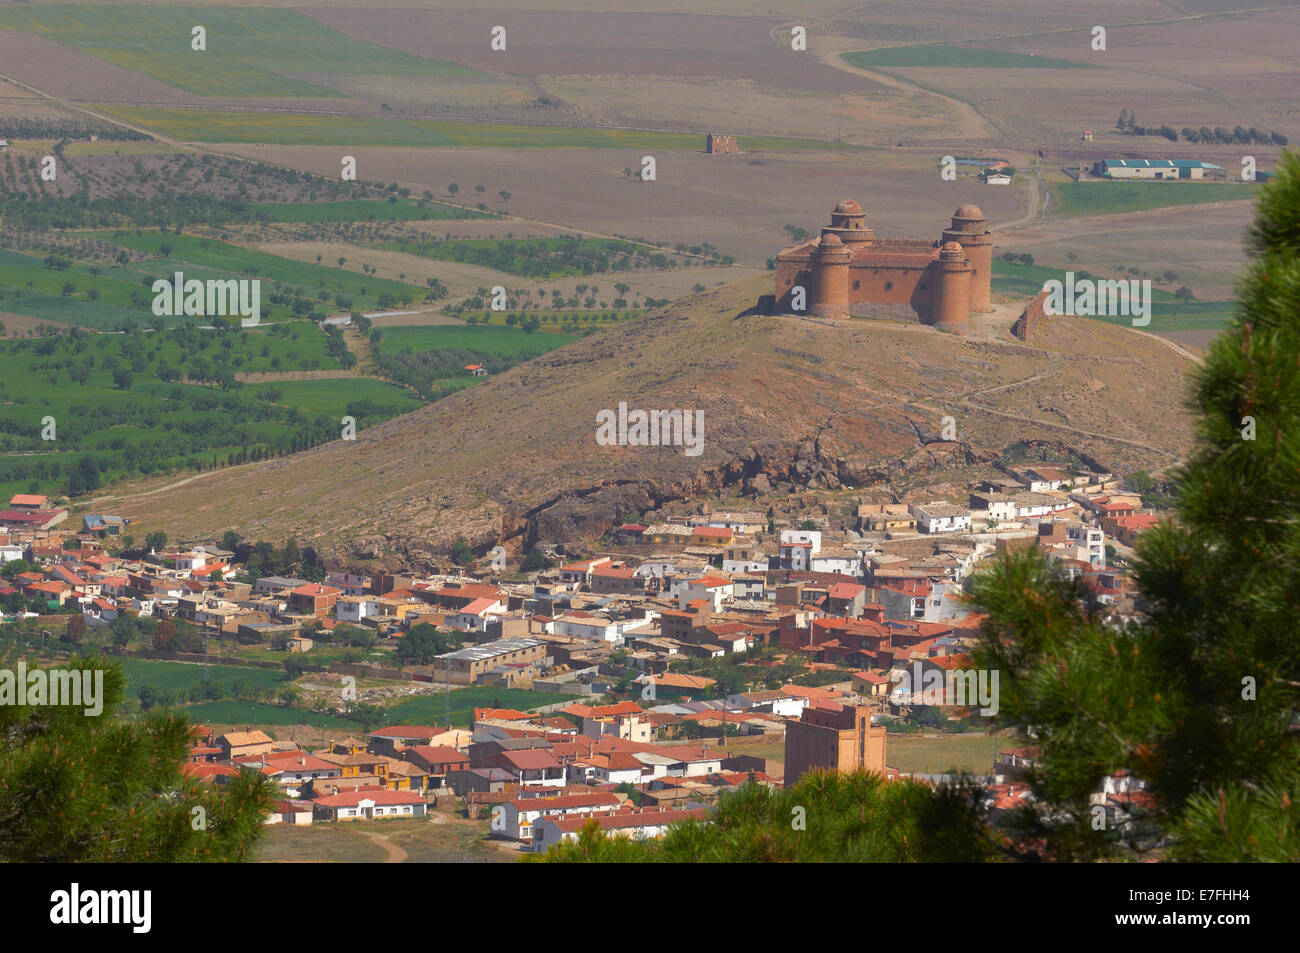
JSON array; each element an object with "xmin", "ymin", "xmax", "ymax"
[
  {"xmin": 814, "ymin": 50, "xmax": 996, "ymax": 142},
  {"xmin": 344, "ymin": 326, "xmax": 377, "ymax": 373},
  {"xmin": 359, "ymin": 830, "xmax": 408, "ymax": 863}
]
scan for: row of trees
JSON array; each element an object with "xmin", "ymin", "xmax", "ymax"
[{"xmin": 1116, "ymin": 109, "xmax": 1288, "ymax": 146}]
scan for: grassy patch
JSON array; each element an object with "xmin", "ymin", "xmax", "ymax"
[
  {"xmin": 261, "ymin": 378, "xmax": 423, "ymax": 416},
  {"xmin": 377, "ymin": 324, "xmax": 574, "ymax": 360},
  {"xmin": 253, "ymin": 824, "xmax": 392, "ymax": 863},
  {"xmin": 120, "ymin": 658, "xmax": 286, "ymax": 699},
  {"xmin": 844, "ymin": 45, "xmax": 1092, "ymax": 70},
  {"xmin": 387, "ymin": 815, "xmax": 510, "ymax": 862},
  {"xmin": 0, "ymin": 6, "xmax": 477, "ymax": 98},
  {"xmin": 1051, "ymin": 180, "xmax": 1257, "ymax": 216},
  {"xmin": 884, "ymin": 731, "xmax": 1007, "ymax": 775}
]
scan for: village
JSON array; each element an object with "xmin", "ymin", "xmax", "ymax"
[{"xmin": 0, "ymin": 458, "xmax": 1166, "ymax": 855}]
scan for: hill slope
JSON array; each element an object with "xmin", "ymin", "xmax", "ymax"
[{"xmin": 97, "ymin": 276, "xmax": 1198, "ymax": 564}]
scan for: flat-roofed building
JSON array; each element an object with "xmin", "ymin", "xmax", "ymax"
[{"xmin": 434, "ymin": 637, "xmax": 547, "ymax": 684}]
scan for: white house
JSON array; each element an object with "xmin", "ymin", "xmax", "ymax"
[
  {"xmin": 810, "ymin": 551, "xmax": 862, "ymax": 575},
  {"xmin": 448, "ymin": 596, "xmax": 506, "ymax": 632},
  {"xmin": 156, "ymin": 550, "xmax": 208, "ymax": 572},
  {"xmin": 911, "ymin": 503, "xmax": 973, "ymax": 534},
  {"xmin": 498, "ymin": 792, "xmax": 621, "ymax": 841},
  {"xmin": 780, "ymin": 529, "xmax": 822, "ymax": 554},
  {"xmin": 1012, "ymin": 493, "xmax": 1074, "ymax": 519},
  {"xmin": 676, "ymin": 576, "xmax": 732, "ymax": 612},
  {"xmin": 336, "ymin": 595, "xmax": 380, "ymax": 623},
  {"xmin": 548, "ymin": 611, "xmax": 651, "ymax": 644},
  {"xmin": 530, "ymin": 809, "xmax": 708, "ymax": 853},
  {"xmin": 311, "ymin": 790, "xmax": 428, "ymax": 821}
]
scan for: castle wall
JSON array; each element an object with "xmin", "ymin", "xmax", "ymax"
[
  {"xmin": 846, "ymin": 262, "xmax": 934, "ymax": 315},
  {"xmin": 774, "ymin": 260, "xmax": 811, "ymax": 311},
  {"xmin": 1013, "ymin": 288, "xmax": 1050, "ymax": 342}
]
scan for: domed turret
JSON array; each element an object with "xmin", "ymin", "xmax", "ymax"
[
  {"xmin": 827, "ymin": 199, "xmax": 872, "ymax": 241},
  {"xmin": 943, "ymin": 204, "xmax": 992, "ymax": 312},
  {"xmin": 939, "ymin": 240, "xmax": 966, "ymax": 262},
  {"xmin": 810, "ymin": 231, "xmax": 852, "ymax": 318},
  {"xmin": 932, "ymin": 240, "xmax": 973, "ymax": 333}
]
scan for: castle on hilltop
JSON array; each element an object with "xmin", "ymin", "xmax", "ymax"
[{"xmin": 773, "ymin": 200, "xmax": 993, "ymax": 333}]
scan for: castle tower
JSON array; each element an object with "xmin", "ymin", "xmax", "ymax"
[
  {"xmin": 823, "ymin": 199, "xmax": 874, "ymax": 244},
  {"xmin": 810, "ymin": 233, "xmax": 851, "ymax": 318},
  {"xmin": 932, "ymin": 241, "xmax": 973, "ymax": 332},
  {"xmin": 942, "ymin": 204, "xmax": 992, "ymax": 312}
]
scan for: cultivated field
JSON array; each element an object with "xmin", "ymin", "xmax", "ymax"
[
  {"xmin": 0, "ymin": 6, "xmax": 478, "ymax": 99},
  {"xmin": 214, "ymin": 144, "xmax": 1025, "ymax": 266}
]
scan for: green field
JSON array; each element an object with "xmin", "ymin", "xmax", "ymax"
[
  {"xmin": 262, "ymin": 378, "xmax": 423, "ymax": 416},
  {"xmin": 248, "ymin": 199, "xmax": 489, "ymax": 224},
  {"xmin": 377, "ymin": 324, "xmax": 575, "ymax": 359},
  {"xmin": 89, "ymin": 231, "xmax": 427, "ymax": 305},
  {"xmin": 385, "ymin": 687, "xmax": 581, "ymax": 727},
  {"xmin": 992, "ymin": 260, "xmax": 1236, "ymax": 331},
  {"xmin": 0, "ymin": 319, "xmax": 406, "ymax": 498},
  {"xmin": 0, "ymin": 248, "xmax": 171, "ymax": 330},
  {"xmin": 1, "ymin": 231, "xmax": 436, "ymax": 329},
  {"xmin": 102, "ymin": 107, "xmax": 846, "ymax": 150},
  {"xmin": 844, "ymin": 45, "xmax": 1091, "ymax": 70},
  {"xmin": 1051, "ymin": 180, "xmax": 1258, "ymax": 216},
  {"xmin": 121, "ymin": 658, "xmax": 287, "ymax": 699},
  {"xmin": 0, "ymin": 6, "xmax": 477, "ymax": 98}
]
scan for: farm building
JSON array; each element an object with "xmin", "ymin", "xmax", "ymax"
[
  {"xmin": 706, "ymin": 133, "xmax": 739, "ymax": 154},
  {"xmin": 1092, "ymin": 159, "xmax": 1223, "ymax": 180}
]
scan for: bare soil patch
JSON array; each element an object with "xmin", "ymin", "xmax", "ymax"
[{"xmin": 220, "ymin": 144, "xmax": 1025, "ymax": 266}]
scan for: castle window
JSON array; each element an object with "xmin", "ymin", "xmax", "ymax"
[
  {"xmin": 884, "ymin": 281, "xmax": 893, "ymax": 291},
  {"xmin": 853, "ymin": 280, "xmax": 860, "ymax": 290}
]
